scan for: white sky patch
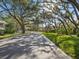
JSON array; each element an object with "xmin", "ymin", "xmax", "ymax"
[{"xmin": 39, "ymin": 1, "xmax": 55, "ymax": 13}]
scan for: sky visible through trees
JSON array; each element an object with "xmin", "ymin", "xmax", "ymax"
[{"xmin": 0, "ymin": 0, "xmax": 79, "ymax": 34}]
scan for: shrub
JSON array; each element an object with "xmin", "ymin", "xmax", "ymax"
[
  {"xmin": 0, "ymin": 30, "xmax": 5, "ymax": 35},
  {"xmin": 5, "ymin": 23, "xmax": 16, "ymax": 34}
]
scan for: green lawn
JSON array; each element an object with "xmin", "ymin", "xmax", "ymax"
[
  {"xmin": 0, "ymin": 33, "xmax": 20, "ymax": 39},
  {"xmin": 43, "ymin": 32, "xmax": 79, "ymax": 59}
]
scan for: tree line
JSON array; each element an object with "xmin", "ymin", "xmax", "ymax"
[{"xmin": 0, "ymin": 0, "xmax": 79, "ymax": 35}]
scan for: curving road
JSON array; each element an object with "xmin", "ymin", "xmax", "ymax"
[{"xmin": 0, "ymin": 33, "xmax": 72, "ymax": 59}]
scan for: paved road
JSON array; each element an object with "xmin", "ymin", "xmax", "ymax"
[{"xmin": 0, "ymin": 33, "xmax": 72, "ymax": 59}]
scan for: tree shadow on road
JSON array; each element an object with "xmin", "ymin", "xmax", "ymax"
[
  {"xmin": 0, "ymin": 33, "xmax": 71, "ymax": 59},
  {"xmin": 0, "ymin": 40, "xmax": 59, "ymax": 59},
  {"xmin": 0, "ymin": 44, "xmax": 34, "ymax": 59}
]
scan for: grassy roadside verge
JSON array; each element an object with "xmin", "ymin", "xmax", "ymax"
[
  {"xmin": 0, "ymin": 33, "xmax": 21, "ymax": 39},
  {"xmin": 43, "ymin": 32, "xmax": 79, "ymax": 59}
]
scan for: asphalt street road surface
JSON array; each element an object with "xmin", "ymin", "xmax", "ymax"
[{"xmin": 0, "ymin": 33, "xmax": 72, "ymax": 59}]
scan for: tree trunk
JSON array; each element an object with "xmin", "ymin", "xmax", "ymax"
[
  {"xmin": 58, "ymin": 19, "xmax": 68, "ymax": 35},
  {"xmin": 21, "ymin": 23, "xmax": 25, "ymax": 34}
]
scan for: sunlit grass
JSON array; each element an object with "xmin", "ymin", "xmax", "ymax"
[
  {"xmin": 43, "ymin": 32, "xmax": 79, "ymax": 59},
  {"xmin": 0, "ymin": 33, "xmax": 20, "ymax": 39}
]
